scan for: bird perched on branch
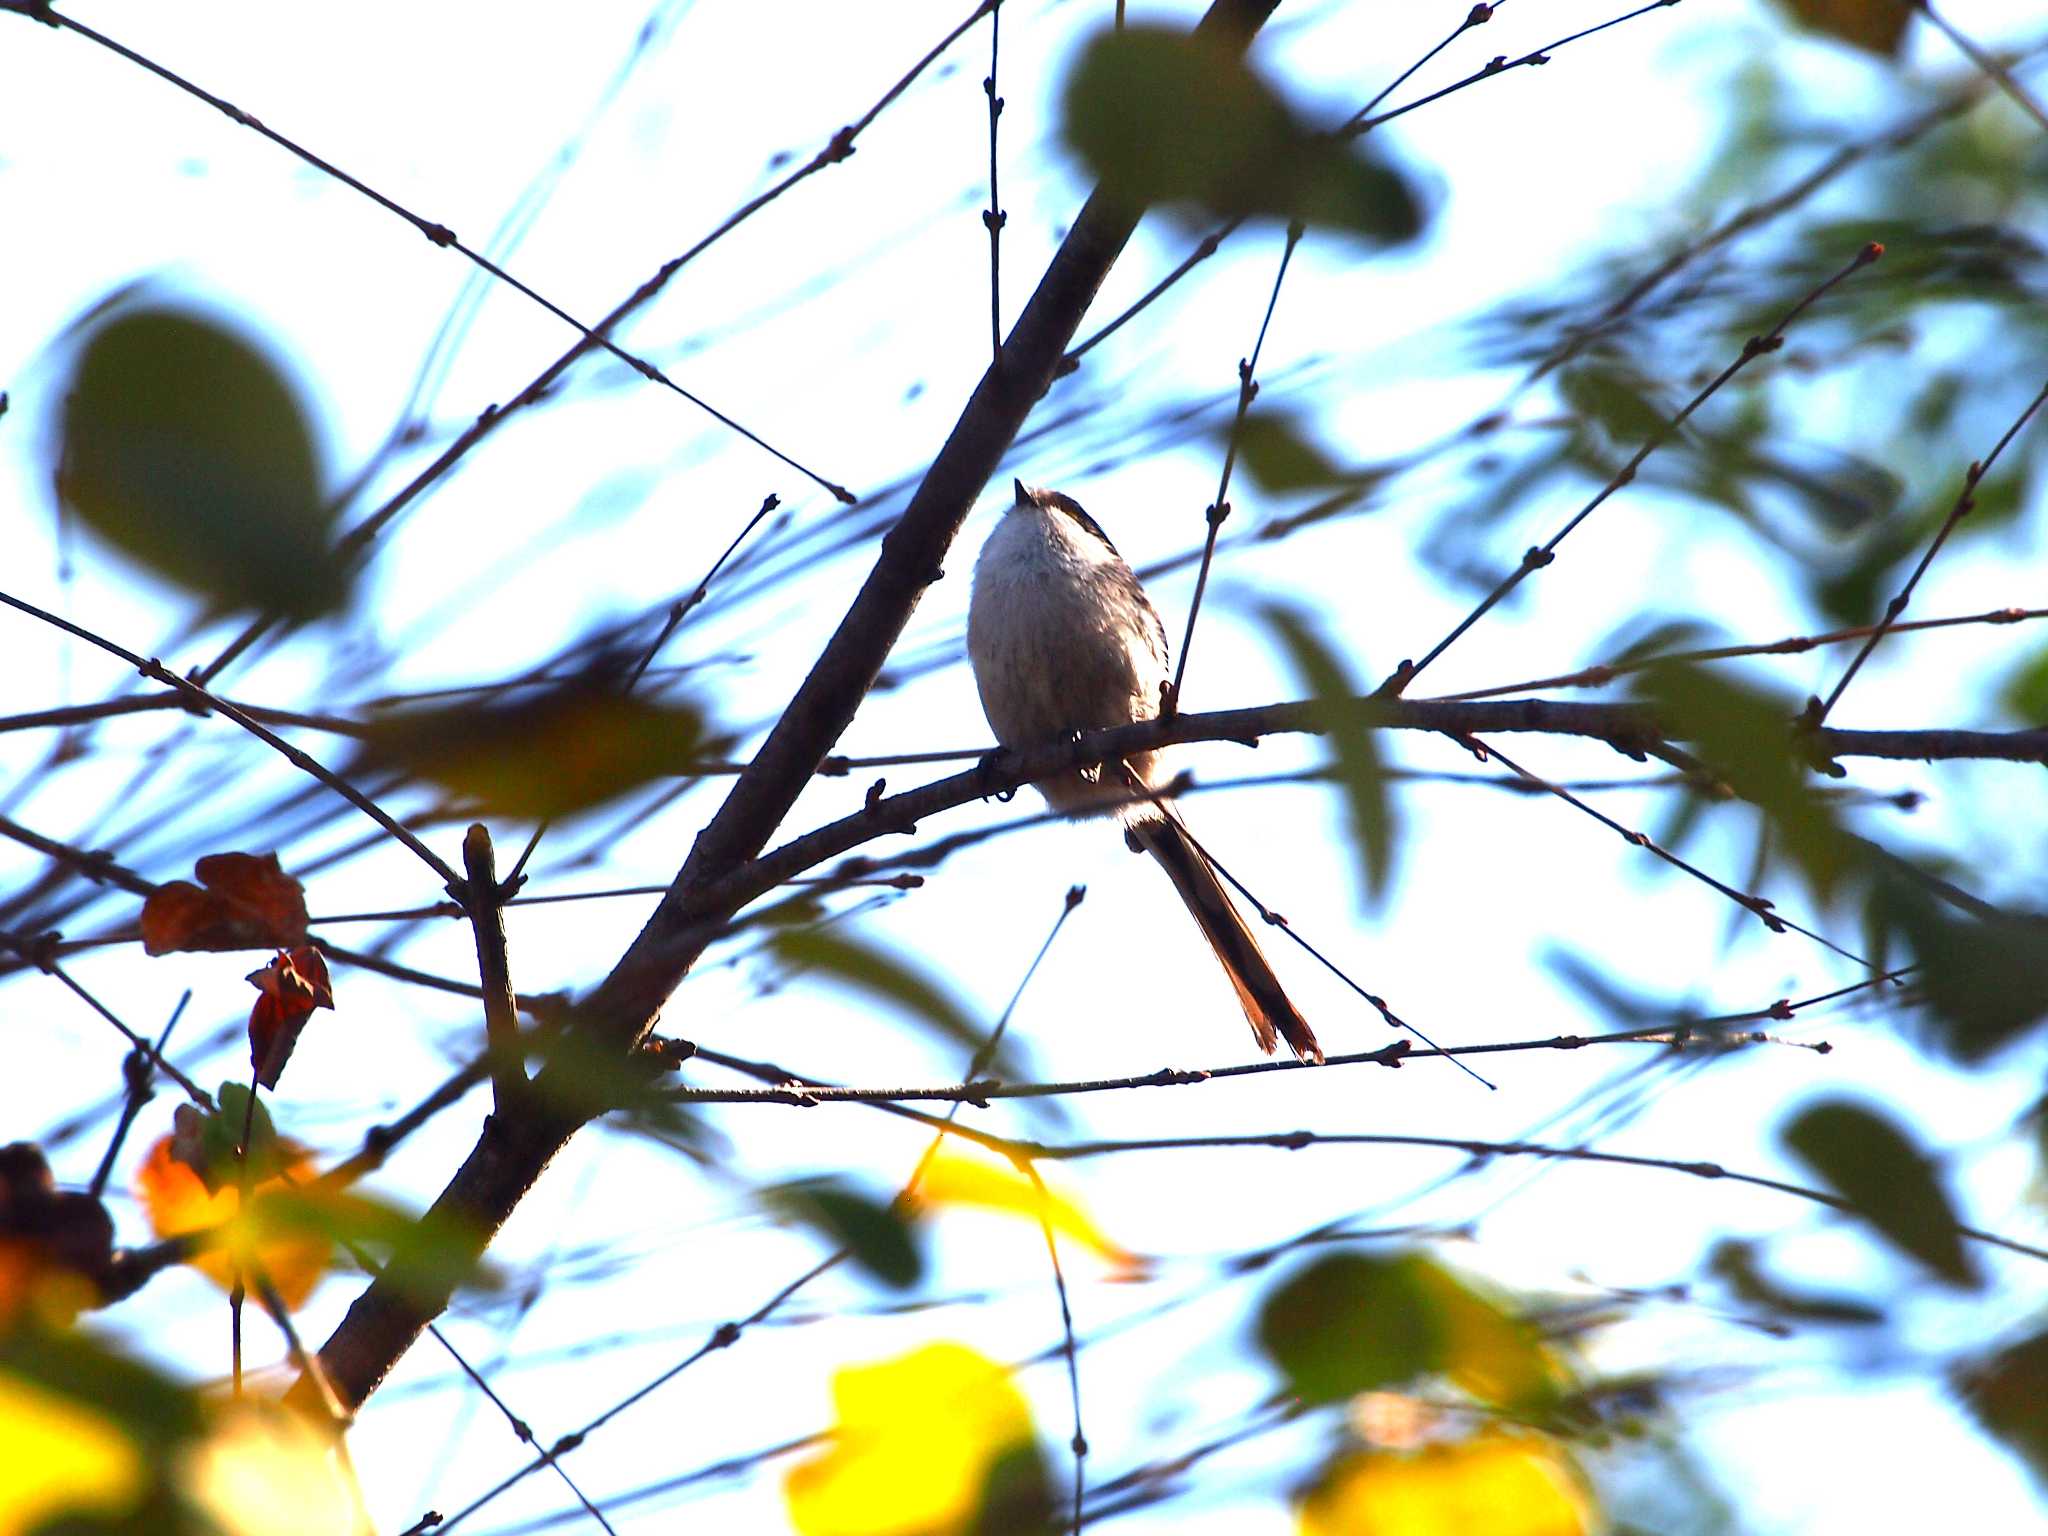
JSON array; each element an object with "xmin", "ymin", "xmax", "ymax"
[{"xmin": 967, "ymin": 479, "xmax": 1322, "ymax": 1063}]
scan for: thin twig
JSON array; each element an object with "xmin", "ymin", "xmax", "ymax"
[
  {"xmin": 625, "ymin": 494, "xmax": 783, "ymax": 694},
  {"xmin": 193, "ymin": 2, "xmax": 994, "ymax": 685},
  {"xmin": 0, "ymin": 586, "xmax": 459, "ymax": 884},
  {"xmin": 1343, "ymin": 0, "xmax": 1685, "ymax": 139},
  {"xmin": 1433, "ymin": 603, "xmax": 2048, "ymax": 703},
  {"xmin": 0, "ymin": 935, "xmax": 213, "ymax": 1105},
  {"xmin": 928, "ymin": 1127, "xmax": 2048, "ymax": 1267},
  {"xmin": 1470, "ymin": 735, "xmax": 1871, "ymax": 968},
  {"xmin": 429, "ymin": 885, "xmax": 1087, "ymax": 1532},
  {"xmin": 1058, "ymin": 0, "xmax": 1507, "ymax": 375},
  {"xmin": 1382, "ymin": 241, "xmax": 1883, "ymax": 695},
  {"xmin": 1170, "ymin": 223, "xmax": 1302, "ymax": 713},
  {"xmin": 1916, "ymin": 0, "xmax": 2048, "ymax": 133},
  {"xmin": 657, "ymin": 1013, "xmax": 1839, "ymax": 1108},
  {"xmin": 13, "ymin": 4, "xmax": 852, "ymax": 503},
  {"xmin": 1811, "ymin": 377, "xmax": 2048, "ymax": 725},
  {"xmin": 88, "ymin": 990, "xmax": 189, "ymax": 1198},
  {"xmin": 1017, "ymin": 1157, "xmax": 1086, "ymax": 1536},
  {"xmin": 985, "ymin": 0, "xmax": 1007, "ymax": 367},
  {"xmin": 1127, "ymin": 775, "xmax": 1494, "ymax": 1087}
]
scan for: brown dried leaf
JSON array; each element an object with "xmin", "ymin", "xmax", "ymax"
[{"xmin": 140, "ymin": 852, "xmax": 309, "ymax": 955}]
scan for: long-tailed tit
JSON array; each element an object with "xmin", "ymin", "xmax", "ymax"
[{"xmin": 967, "ymin": 480, "xmax": 1322, "ymax": 1062}]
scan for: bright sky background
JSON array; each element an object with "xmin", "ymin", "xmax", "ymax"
[{"xmin": 3, "ymin": 1, "xmax": 2045, "ymax": 1532}]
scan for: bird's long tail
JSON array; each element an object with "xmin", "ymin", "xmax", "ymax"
[{"xmin": 1129, "ymin": 811, "xmax": 1322, "ymax": 1063}]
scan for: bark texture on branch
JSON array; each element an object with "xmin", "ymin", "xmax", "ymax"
[{"xmin": 297, "ymin": 0, "xmax": 1287, "ymax": 1417}]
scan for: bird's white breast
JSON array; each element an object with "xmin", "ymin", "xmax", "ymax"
[{"xmin": 966, "ymin": 505, "xmax": 1170, "ymax": 764}]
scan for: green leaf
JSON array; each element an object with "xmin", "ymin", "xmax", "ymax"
[
  {"xmin": 1232, "ymin": 414, "xmax": 1385, "ymax": 495},
  {"xmin": 1998, "ymin": 640, "xmax": 2048, "ymax": 726},
  {"xmin": 0, "ymin": 1322, "xmax": 205, "ymax": 1454},
  {"xmin": 1707, "ymin": 1238, "xmax": 1885, "ymax": 1326},
  {"xmin": 1559, "ymin": 360, "xmax": 1674, "ymax": 448},
  {"xmin": 1256, "ymin": 1251, "xmax": 1554, "ymax": 1410},
  {"xmin": 1954, "ymin": 1326, "xmax": 2048, "ymax": 1492},
  {"xmin": 1061, "ymin": 26, "xmax": 1424, "ymax": 241},
  {"xmin": 771, "ymin": 928, "xmax": 1019, "ymax": 1077},
  {"xmin": 1770, "ymin": 0, "xmax": 1914, "ymax": 58},
  {"xmin": 764, "ymin": 1178, "xmax": 924, "ymax": 1290},
  {"xmin": 1634, "ymin": 665, "xmax": 1852, "ymax": 902},
  {"xmin": 174, "ymin": 1084, "xmax": 287, "ymax": 1193},
  {"xmin": 55, "ymin": 304, "xmax": 343, "ymax": 619},
  {"xmin": 257, "ymin": 1185, "xmax": 504, "ymax": 1302},
  {"xmin": 1866, "ymin": 873, "xmax": 2048, "ymax": 1062},
  {"xmin": 360, "ymin": 682, "xmax": 721, "ymax": 819},
  {"xmin": 1782, "ymin": 1098, "xmax": 1981, "ymax": 1290},
  {"xmin": 1812, "ymin": 525, "xmax": 1920, "ymax": 627},
  {"xmin": 1263, "ymin": 605, "xmax": 1397, "ymax": 906}
]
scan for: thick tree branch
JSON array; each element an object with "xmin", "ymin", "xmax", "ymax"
[
  {"xmin": 295, "ymin": 0, "xmax": 1288, "ymax": 1419},
  {"xmin": 679, "ymin": 697, "xmax": 2047, "ymax": 938}
]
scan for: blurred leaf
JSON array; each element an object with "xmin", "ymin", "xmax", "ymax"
[
  {"xmin": 1062, "ymin": 25, "xmax": 1423, "ymax": 241},
  {"xmin": 1559, "ymin": 360, "xmax": 1672, "ymax": 447},
  {"xmin": 765, "ymin": 1178, "xmax": 924, "ymax": 1290},
  {"xmin": 0, "ymin": 1143, "xmax": 116, "ymax": 1321},
  {"xmin": 141, "ymin": 852, "xmax": 309, "ymax": 956},
  {"xmin": 913, "ymin": 1147, "xmax": 1142, "ymax": 1279},
  {"xmin": 785, "ymin": 1342, "xmax": 1053, "ymax": 1536},
  {"xmin": 0, "ymin": 1365, "xmax": 148, "ymax": 1531},
  {"xmin": 55, "ymin": 304, "xmax": 342, "ymax": 619},
  {"xmin": 1300, "ymin": 1434, "xmax": 1594, "ymax": 1536},
  {"xmin": 1962, "ymin": 461, "xmax": 2025, "ymax": 531},
  {"xmin": 1769, "ymin": 0, "xmax": 1912, "ymax": 58},
  {"xmin": 1866, "ymin": 873, "xmax": 2048, "ymax": 1061},
  {"xmin": 1544, "ymin": 949, "xmax": 1672, "ymax": 1027},
  {"xmin": 1634, "ymin": 665, "xmax": 1852, "ymax": 901},
  {"xmin": 1707, "ymin": 1238, "xmax": 1885, "ymax": 1326},
  {"xmin": 138, "ymin": 1135, "xmax": 334, "ymax": 1308},
  {"xmin": 245, "ymin": 946, "xmax": 334, "ymax": 1090},
  {"xmin": 1813, "ymin": 527, "xmax": 1915, "ymax": 627},
  {"xmin": 1998, "ymin": 641, "xmax": 2048, "ymax": 726},
  {"xmin": 1256, "ymin": 1251, "xmax": 1556, "ymax": 1411},
  {"xmin": 1598, "ymin": 616, "xmax": 1728, "ymax": 669},
  {"xmin": 183, "ymin": 1400, "xmax": 371, "ymax": 1536},
  {"xmin": 1781, "ymin": 1098, "xmax": 1981, "ymax": 1290},
  {"xmin": 1233, "ymin": 414, "xmax": 1385, "ymax": 494},
  {"xmin": 1264, "ymin": 605, "xmax": 1398, "ymax": 906},
  {"xmin": 1953, "ymin": 1325, "xmax": 2048, "ymax": 1492},
  {"xmin": 771, "ymin": 929, "xmax": 1022, "ymax": 1078},
  {"xmin": 0, "ymin": 1324, "xmax": 203, "ymax": 1535},
  {"xmin": 253, "ymin": 1184, "xmax": 501, "ymax": 1305},
  {"xmin": 360, "ymin": 685, "xmax": 719, "ymax": 819}
]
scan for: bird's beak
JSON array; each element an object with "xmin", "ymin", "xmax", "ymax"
[{"xmin": 1013, "ymin": 478, "xmax": 1030, "ymax": 506}]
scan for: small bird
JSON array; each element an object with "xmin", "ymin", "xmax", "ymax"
[{"xmin": 967, "ymin": 479, "xmax": 1322, "ymax": 1062}]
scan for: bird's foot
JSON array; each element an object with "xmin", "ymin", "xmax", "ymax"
[{"xmin": 977, "ymin": 746, "xmax": 1018, "ymax": 802}]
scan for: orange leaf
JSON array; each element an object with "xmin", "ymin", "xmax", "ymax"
[
  {"xmin": 246, "ymin": 948, "xmax": 335, "ymax": 1089},
  {"xmin": 136, "ymin": 1138, "xmax": 331, "ymax": 1309},
  {"xmin": 141, "ymin": 853, "xmax": 309, "ymax": 955}
]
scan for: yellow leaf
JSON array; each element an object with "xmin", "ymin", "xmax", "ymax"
[
  {"xmin": 180, "ymin": 1402, "xmax": 371, "ymax": 1536},
  {"xmin": 137, "ymin": 1137, "xmax": 332, "ymax": 1309},
  {"xmin": 913, "ymin": 1147, "xmax": 1139, "ymax": 1277},
  {"xmin": 1300, "ymin": 1435, "xmax": 1593, "ymax": 1536},
  {"xmin": 0, "ymin": 1370, "xmax": 145, "ymax": 1534},
  {"xmin": 785, "ymin": 1343, "xmax": 1047, "ymax": 1536}
]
